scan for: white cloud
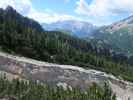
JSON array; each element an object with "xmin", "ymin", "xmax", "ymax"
[
  {"xmin": 1, "ymin": 0, "xmax": 132, "ymax": 25},
  {"xmin": 0, "ymin": 0, "xmax": 81, "ymax": 24},
  {"xmin": 75, "ymin": 0, "xmax": 133, "ymax": 17},
  {"xmin": 75, "ymin": 0, "xmax": 133, "ymax": 25},
  {"xmin": 75, "ymin": 0, "xmax": 90, "ymax": 16},
  {"xmin": 28, "ymin": 9, "xmax": 82, "ymax": 23},
  {"xmin": 0, "ymin": 0, "xmax": 32, "ymax": 15}
]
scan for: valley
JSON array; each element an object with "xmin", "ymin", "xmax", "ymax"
[{"xmin": 0, "ymin": 5, "xmax": 133, "ymax": 100}]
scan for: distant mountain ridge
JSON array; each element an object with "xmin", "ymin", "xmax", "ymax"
[
  {"xmin": 42, "ymin": 20, "xmax": 97, "ymax": 38},
  {"xmin": 42, "ymin": 15, "xmax": 133, "ymax": 56},
  {"xmin": 91, "ymin": 15, "xmax": 133, "ymax": 55},
  {"xmin": 42, "ymin": 14, "xmax": 133, "ymax": 55}
]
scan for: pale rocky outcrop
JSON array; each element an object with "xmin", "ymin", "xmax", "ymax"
[{"xmin": 0, "ymin": 52, "xmax": 133, "ymax": 100}]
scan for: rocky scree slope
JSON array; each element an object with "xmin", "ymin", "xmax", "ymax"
[{"xmin": 0, "ymin": 52, "xmax": 132, "ymax": 100}]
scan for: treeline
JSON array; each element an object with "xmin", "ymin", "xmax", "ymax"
[
  {"xmin": 0, "ymin": 6, "xmax": 133, "ymax": 82},
  {"xmin": 0, "ymin": 75, "xmax": 116, "ymax": 100}
]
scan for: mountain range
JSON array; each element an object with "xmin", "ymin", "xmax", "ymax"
[
  {"xmin": 42, "ymin": 15, "xmax": 133, "ymax": 56},
  {"xmin": 42, "ymin": 20, "xmax": 96, "ymax": 38}
]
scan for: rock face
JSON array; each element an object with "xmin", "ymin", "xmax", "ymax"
[{"xmin": 0, "ymin": 52, "xmax": 133, "ymax": 100}]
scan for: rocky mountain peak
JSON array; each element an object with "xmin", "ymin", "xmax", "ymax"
[{"xmin": 5, "ymin": 6, "xmax": 18, "ymax": 15}]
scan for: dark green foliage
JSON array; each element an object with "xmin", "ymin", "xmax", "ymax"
[
  {"xmin": 0, "ymin": 76, "xmax": 116, "ymax": 100},
  {"xmin": 0, "ymin": 6, "xmax": 133, "ymax": 82}
]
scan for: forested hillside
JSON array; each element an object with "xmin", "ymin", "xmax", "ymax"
[{"xmin": 0, "ymin": 6, "xmax": 133, "ymax": 82}]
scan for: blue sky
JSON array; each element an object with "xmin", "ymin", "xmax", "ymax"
[
  {"xmin": 0, "ymin": 0, "xmax": 133, "ymax": 26},
  {"xmin": 32, "ymin": 0, "xmax": 77, "ymax": 14}
]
